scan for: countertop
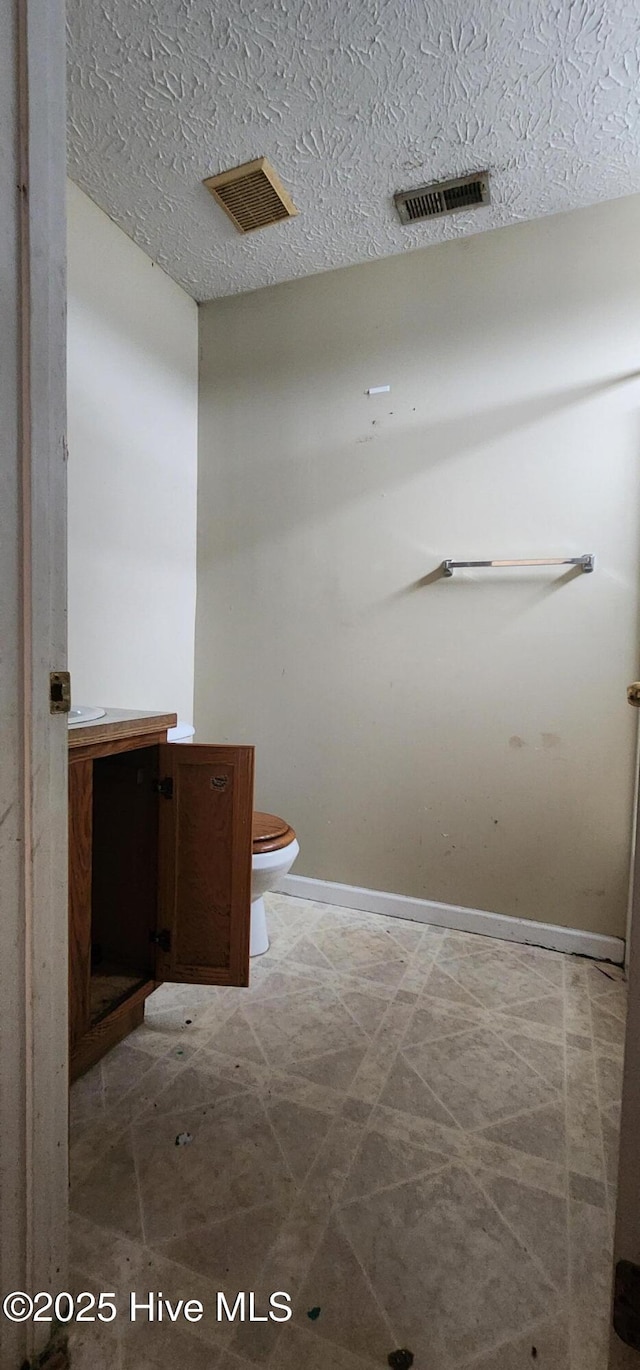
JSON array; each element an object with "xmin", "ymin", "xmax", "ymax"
[{"xmin": 67, "ymin": 708, "xmax": 177, "ymax": 750}]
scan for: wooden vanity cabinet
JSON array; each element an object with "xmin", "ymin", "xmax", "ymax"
[{"xmin": 69, "ymin": 722, "xmax": 254, "ymax": 1080}]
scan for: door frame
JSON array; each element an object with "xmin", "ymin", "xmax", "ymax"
[
  {"xmin": 610, "ymin": 697, "xmax": 640, "ymax": 1366},
  {"xmin": 0, "ymin": 2, "xmax": 68, "ymax": 1367}
]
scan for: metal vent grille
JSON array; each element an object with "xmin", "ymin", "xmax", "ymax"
[
  {"xmin": 203, "ymin": 157, "xmax": 298, "ymax": 234},
  {"xmin": 395, "ymin": 172, "xmax": 490, "ymax": 225}
]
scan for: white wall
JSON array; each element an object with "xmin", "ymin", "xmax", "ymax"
[
  {"xmin": 67, "ymin": 180, "xmax": 198, "ymax": 723},
  {"xmin": 197, "ymin": 195, "xmax": 640, "ymax": 940}
]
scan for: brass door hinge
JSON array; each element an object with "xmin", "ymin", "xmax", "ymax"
[{"xmin": 49, "ymin": 671, "xmax": 71, "ymax": 714}]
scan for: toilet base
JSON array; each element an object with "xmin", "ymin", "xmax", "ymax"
[{"xmin": 250, "ymin": 896, "xmax": 269, "ymax": 957}]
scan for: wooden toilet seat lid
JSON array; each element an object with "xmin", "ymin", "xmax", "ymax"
[{"xmin": 252, "ymin": 811, "xmax": 297, "ymax": 853}]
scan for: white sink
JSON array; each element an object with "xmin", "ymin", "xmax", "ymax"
[{"xmin": 67, "ymin": 706, "xmax": 107, "ymax": 726}]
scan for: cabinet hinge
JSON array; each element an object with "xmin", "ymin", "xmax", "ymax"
[
  {"xmin": 614, "ymin": 1260, "xmax": 640, "ymax": 1350},
  {"xmin": 155, "ymin": 777, "xmax": 173, "ymax": 798},
  {"xmin": 149, "ymin": 929, "xmax": 171, "ymax": 953}
]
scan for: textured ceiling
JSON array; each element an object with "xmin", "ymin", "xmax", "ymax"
[{"xmin": 67, "ymin": 0, "xmax": 640, "ymax": 302}]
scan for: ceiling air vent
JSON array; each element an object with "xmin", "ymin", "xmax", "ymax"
[
  {"xmin": 202, "ymin": 156, "xmax": 298, "ymax": 234},
  {"xmin": 394, "ymin": 171, "xmax": 490, "ymax": 225}
]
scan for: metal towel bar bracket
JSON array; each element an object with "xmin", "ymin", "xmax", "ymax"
[{"xmin": 441, "ymin": 554, "xmax": 595, "ymax": 577}]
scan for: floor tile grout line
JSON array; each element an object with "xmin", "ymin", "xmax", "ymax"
[
  {"xmin": 257, "ymin": 915, "xmax": 394, "ymax": 1216},
  {"xmin": 465, "ymin": 1091, "xmax": 565, "ymax": 1140},
  {"xmin": 344, "ymin": 981, "xmax": 445, "ymax": 1172},
  {"xmin": 422, "ymin": 961, "xmax": 567, "ymax": 1026},
  {"xmin": 336, "ymin": 979, "xmax": 472, "ymax": 1217},
  {"xmin": 260, "ymin": 1039, "xmax": 370, "ymax": 1085},
  {"xmin": 98, "ymin": 1039, "xmax": 181, "ymax": 1114},
  {"xmin": 221, "ymin": 999, "xmax": 273, "ymax": 1070},
  {"xmin": 433, "ymin": 927, "xmax": 568, "ymax": 981},
  {"xmin": 435, "ymin": 931, "xmax": 564, "ymax": 970},
  {"xmin": 123, "ymin": 1112, "xmax": 151, "ymax": 1251},
  {"xmin": 403, "ymin": 948, "xmax": 440, "ymax": 999},
  {"xmin": 331, "ymin": 1205, "xmax": 405, "ymax": 1352},
  {"xmin": 591, "ymin": 1037, "xmax": 625, "ymax": 1068},
  {"xmin": 488, "ymin": 1017, "xmax": 565, "ymax": 1047},
  {"xmin": 385, "ymin": 925, "xmax": 430, "ymax": 960},
  {"xmin": 489, "ymin": 998, "xmax": 565, "ymax": 1032},
  {"xmin": 394, "ymin": 1046, "xmax": 471, "ymax": 1133},
  {"xmin": 246, "ymin": 981, "xmax": 375, "ymax": 1062},
  {"xmin": 590, "ymin": 992, "xmax": 627, "ymax": 1026},
  {"xmin": 279, "ymin": 950, "xmax": 337, "ymax": 976},
  {"xmin": 357, "ymin": 966, "xmax": 568, "ymax": 1150},
  {"xmin": 329, "ymin": 940, "xmax": 430, "ymax": 1039},
  {"xmin": 243, "ymin": 1028, "xmax": 370, "ymax": 1077},
  {"xmin": 479, "ymin": 1021, "xmax": 566, "ymax": 1095},
  {"xmin": 70, "ymin": 1113, "xmax": 136, "ymax": 1190},
  {"xmin": 463, "ymin": 1160, "xmax": 566, "ymax": 1299},
  {"xmin": 338, "ymin": 1155, "xmax": 452, "ymax": 1209},
  {"xmin": 403, "ymin": 1026, "xmax": 563, "ymax": 1138},
  {"xmin": 488, "ymin": 1014, "xmax": 565, "ymax": 1058},
  {"xmin": 254, "ymin": 1068, "xmax": 351, "ymax": 1117},
  {"xmin": 71, "ymin": 1031, "xmax": 253, "ymax": 1188},
  {"xmin": 312, "ymin": 967, "xmax": 466, "ymax": 1369},
  {"xmin": 255, "ymin": 963, "xmax": 397, "ymax": 1006},
  {"xmin": 487, "ymin": 991, "xmax": 564, "ymax": 1013},
  {"xmin": 423, "ymin": 962, "xmax": 494, "ymax": 1015},
  {"xmin": 370, "ymin": 1101, "xmax": 481, "ymax": 1157},
  {"xmin": 586, "ymin": 969, "xmax": 616, "ymax": 1230},
  {"xmin": 255, "ymin": 1087, "xmax": 308, "ymax": 1192},
  {"xmin": 68, "ymin": 1212, "xmax": 147, "ymax": 1288},
  {"xmin": 453, "ymin": 1306, "xmax": 567, "ymax": 1369},
  {"xmin": 73, "ymin": 1218, "xmax": 227, "ymax": 1364},
  {"xmin": 463, "ymin": 1155, "xmax": 566, "ymax": 1202},
  {"xmin": 133, "ymin": 1077, "xmax": 259, "ymax": 1128},
  {"xmin": 124, "ymin": 1038, "xmax": 252, "ymax": 1124},
  {"xmin": 340, "ymin": 984, "xmax": 418, "ymax": 1108},
  {"xmin": 402, "ymin": 1019, "xmax": 503, "ymax": 1052},
  {"xmin": 258, "ymin": 1095, "xmax": 392, "ymax": 1366},
  {"xmin": 143, "ymin": 1188, "xmax": 293, "ymax": 1252},
  {"xmin": 282, "ymin": 930, "xmax": 419, "ymax": 980},
  {"xmin": 437, "ymin": 942, "xmax": 565, "ymax": 997}
]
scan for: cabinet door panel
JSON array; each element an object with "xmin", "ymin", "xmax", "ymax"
[{"xmin": 156, "ymin": 744, "xmax": 254, "ymax": 986}]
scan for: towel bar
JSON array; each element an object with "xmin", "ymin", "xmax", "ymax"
[{"xmin": 441, "ymin": 554, "xmax": 594, "ymax": 577}]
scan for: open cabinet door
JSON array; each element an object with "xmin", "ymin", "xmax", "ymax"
[{"xmin": 155, "ymin": 743, "xmax": 254, "ymax": 986}]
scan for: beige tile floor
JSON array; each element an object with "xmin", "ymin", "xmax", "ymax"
[{"xmin": 69, "ymin": 894, "xmax": 626, "ymax": 1370}]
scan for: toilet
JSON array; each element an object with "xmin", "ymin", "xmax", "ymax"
[
  {"xmin": 168, "ymin": 723, "xmax": 298, "ymax": 957},
  {"xmin": 250, "ymin": 812, "xmax": 299, "ymax": 956}
]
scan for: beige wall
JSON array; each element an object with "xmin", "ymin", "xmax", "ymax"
[
  {"xmin": 197, "ymin": 196, "xmax": 640, "ymax": 938},
  {"xmin": 67, "ymin": 180, "xmax": 199, "ymax": 723}
]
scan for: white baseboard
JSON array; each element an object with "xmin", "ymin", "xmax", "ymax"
[{"xmin": 280, "ymin": 874, "xmax": 625, "ymax": 964}]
